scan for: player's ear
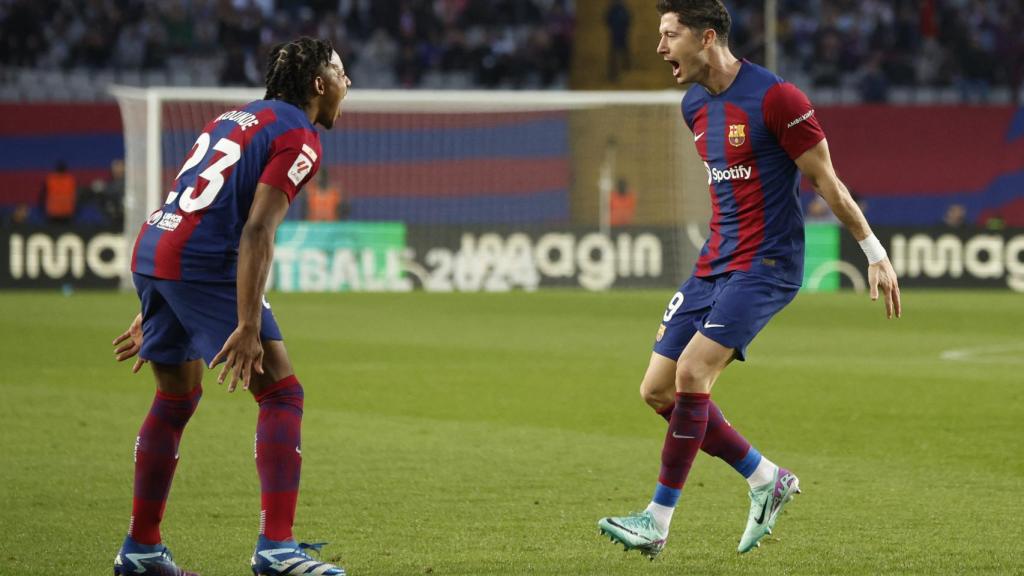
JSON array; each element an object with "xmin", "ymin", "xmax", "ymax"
[
  {"xmin": 314, "ymin": 75, "xmax": 325, "ymax": 96},
  {"xmin": 703, "ymin": 28, "xmax": 716, "ymax": 48}
]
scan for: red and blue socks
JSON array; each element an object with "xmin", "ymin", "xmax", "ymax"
[
  {"xmin": 254, "ymin": 375, "xmax": 304, "ymax": 542},
  {"xmin": 647, "ymin": 392, "xmax": 711, "ymax": 531},
  {"xmin": 657, "ymin": 399, "xmax": 776, "ymax": 489},
  {"xmin": 129, "ymin": 385, "xmax": 202, "ymax": 545},
  {"xmin": 129, "ymin": 375, "xmax": 308, "ymax": 546}
]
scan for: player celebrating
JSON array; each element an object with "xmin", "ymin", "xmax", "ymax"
[
  {"xmin": 598, "ymin": 0, "xmax": 901, "ymax": 559},
  {"xmin": 111, "ymin": 37, "xmax": 351, "ymax": 576}
]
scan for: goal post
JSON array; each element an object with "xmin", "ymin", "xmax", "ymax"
[{"xmin": 110, "ymin": 87, "xmax": 711, "ymax": 292}]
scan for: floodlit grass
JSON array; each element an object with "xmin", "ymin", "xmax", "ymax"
[{"xmin": 1, "ymin": 289, "xmax": 1021, "ymax": 574}]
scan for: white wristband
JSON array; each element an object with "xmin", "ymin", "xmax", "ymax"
[{"xmin": 858, "ymin": 234, "xmax": 887, "ymax": 264}]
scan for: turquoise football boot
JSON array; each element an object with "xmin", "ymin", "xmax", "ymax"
[
  {"xmin": 598, "ymin": 510, "xmax": 668, "ymax": 560},
  {"xmin": 738, "ymin": 467, "xmax": 801, "ymax": 553}
]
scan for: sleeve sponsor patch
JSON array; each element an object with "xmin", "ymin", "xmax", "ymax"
[
  {"xmin": 301, "ymin": 143, "xmax": 319, "ymax": 162},
  {"xmin": 763, "ymin": 82, "xmax": 826, "ymax": 160},
  {"xmin": 786, "ymin": 109, "xmax": 816, "ymax": 129},
  {"xmin": 287, "ymin": 152, "xmax": 314, "ymax": 186}
]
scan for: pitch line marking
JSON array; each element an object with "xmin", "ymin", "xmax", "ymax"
[{"xmin": 939, "ymin": 343, "xmax": 1024, "ymax": 364}]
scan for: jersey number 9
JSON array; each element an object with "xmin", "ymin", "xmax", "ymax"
[{"xmin": 663, "ymin": 291, "xmax": 685, "ymax": 322}]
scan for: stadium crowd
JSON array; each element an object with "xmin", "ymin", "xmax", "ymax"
[
  {"xmin": 728, "ymin": 0, "xmax": 1023, "ymax": 103},
  {"xmin": 0, "ymin": 0, "xmax": 1021, "ymax": 99},
  {"xmin": 0, "ymin": 0, "xmax": 575, "ymax": 91}
]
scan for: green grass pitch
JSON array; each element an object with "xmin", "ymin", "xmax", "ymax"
[{"xmin": 1, "ymin": 289, "xmax": 1022, "ymax": 575}]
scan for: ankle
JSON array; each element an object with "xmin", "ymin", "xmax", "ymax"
[{"xmin": 746, "ymin": 457, "xmax": 778, "ymax": 488}]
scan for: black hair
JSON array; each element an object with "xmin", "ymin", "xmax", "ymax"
[
  {"xmin": 656, "ymin": 0, "xmax": 731, "ymax": 44},
  {"xmin": 263, "ymin": 37, "xmax": 334, "ymax": 107}
]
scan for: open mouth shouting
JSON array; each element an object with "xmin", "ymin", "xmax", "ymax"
[{"xmin": 666, "ymin": 58, "xmax": 682, "ymax": 78}]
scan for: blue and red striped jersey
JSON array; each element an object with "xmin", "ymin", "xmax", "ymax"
[
  {"xmin": 682, "ymin": 60, "xmax": 825, "ymax": 286},
  {"xmin": 132, "ymin": 99, "xmax": 321, "ymax": 282}
]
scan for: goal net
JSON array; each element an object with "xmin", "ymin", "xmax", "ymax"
[{"xmin": 110, "ymin": 87, "xmax": 710, "ymax": 292}]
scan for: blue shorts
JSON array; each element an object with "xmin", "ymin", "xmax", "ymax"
[
  {"xmin": 133, "ymin": 272, "xmax": 283, "ymax": 366},
  {"xmin": 652, "ymin": 272, "xmax": 799, "ymax": 362}
]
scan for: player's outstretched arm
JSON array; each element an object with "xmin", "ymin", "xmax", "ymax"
[
  {"xmin": 211, "ymin": 183, "xmax": 291, "ymax": 391},
  {"xmin": 795, "ymin": 139, "xmax": 902, "ymax": 319},
  {"xmin": 113, "ymin": 312, "xmax": 148, "ymax": 373}
]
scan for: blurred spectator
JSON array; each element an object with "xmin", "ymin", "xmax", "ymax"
[
  {"xmin": 3, "ymin": 203, "xmax": 32, "ymax": 227},
  {"xmin": 355, "ymin": 29, "xmax": 399, "ymax": 87},
  {"xmin": 804, "ymin": 195, "xmax": 836, "ymax": 223},
  {"xmin": 113, "ymin": 22, "xmax": 148, "ymax": 69},
  {"xmin": 957, "ymin": 37, "xmax": 996, "ymax": 104},
  {"xmin": 605, "ymin": 0, "xmax": 631, "ymax": 84},
  {"xmin": 441, "ymin": 27, "xmax": 473, "ymax": 74},
  {"xmin": 859, "ymin": 52, "xmax": 890, "ymax": 103},
  {"xmin": 43, "ymin": 160, "xmax": 76, "ymax": 223},
  {"xmin": 805, "ymin": 191, "xmax": 866, "ymax": 223},
  {"xmin": 609, "ymin": 178, "xmax": 636, "ymax": 227},
  {"xmin": 89, "ymin": 158, "xmax": 127, "ymax": 227},
  {"xmin": 395, "ymin": 42, "xmax": 422, "ymax": 88},
  {"xmin": 810, "ymin": 25, "xmax": 844, "ymax": 88},
  {"xmin": 546, "ymin": 2, "xmax": 574, "ymax": 74},
  {"xmin": 943, "ymin": 203, "xmax": 966, "ymax": 228},
  {"xmin": 221, "ymin": 44, "xmax": 260, "ymax": 86},
  {"xmin": 306, "ymin": 171, "xmax": 347, "ymax": 221},
  {"xmin": 525, "ymin": 28, "xmax": 560, "ymax": 87}
]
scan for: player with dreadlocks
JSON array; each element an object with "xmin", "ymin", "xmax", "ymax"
[{"xmin": 111, "ymin": 37, "xmax": 351, "ymax": 576}]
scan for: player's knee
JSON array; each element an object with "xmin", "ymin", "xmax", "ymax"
[
  {"xmin": 638, "ymin": 381, "xmax": 654, "ymax": 406},
  {"xmin": 634, "ymin": 379, "xmax": 675, "ymax": 409},
  {"xmin": 639, "ymin": 380, "xmax": 672, "ymax": 411},
  {"xmin": 675, "ymin": 363, "xmax": 712, "ymax": 394}
]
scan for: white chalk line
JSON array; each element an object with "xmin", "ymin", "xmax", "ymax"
[{"xmin": 939, "ymin": 342, "xmax": 1024, "ymax": 365}]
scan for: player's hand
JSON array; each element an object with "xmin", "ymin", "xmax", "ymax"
[
  {"xmin": 210, "ymin": 326, "xmax": 265, "ymax": 392},
  {"xmin": 868, "ymin": 258, "xmax": 902, "ymax": 319},
  {"xmin": 113, "ymin": 313, "xmax": 148, "ymax": 373}
]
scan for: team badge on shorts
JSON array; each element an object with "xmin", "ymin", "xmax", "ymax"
[
  {"xmin": 729, "ymin": 124, "xmax": 746, "ymax": 147},
  {"xmin": 656, "ymin": 324, "xmax": 666, "ymax": 342}
]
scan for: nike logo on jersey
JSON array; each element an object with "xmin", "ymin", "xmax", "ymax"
[
  {"xmin": 703, "ymin": 322, "xmax": 726, "ymax": 329},
  {"xmin": 672, "ymin": 431, "xmax": 696, "ymax": 439},
  {"xmin": 694, "ymin": 132, "xmax": 705, "ymax": 142}
]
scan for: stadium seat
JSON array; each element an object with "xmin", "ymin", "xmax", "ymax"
[{"xmin": 117, "ymin": 69, "xmax": 143, "ymax": 87}]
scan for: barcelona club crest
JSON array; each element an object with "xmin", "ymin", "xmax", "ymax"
[{"xmin": 728, "ymin": 124, "xmax": 746, "ymax": 147}]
